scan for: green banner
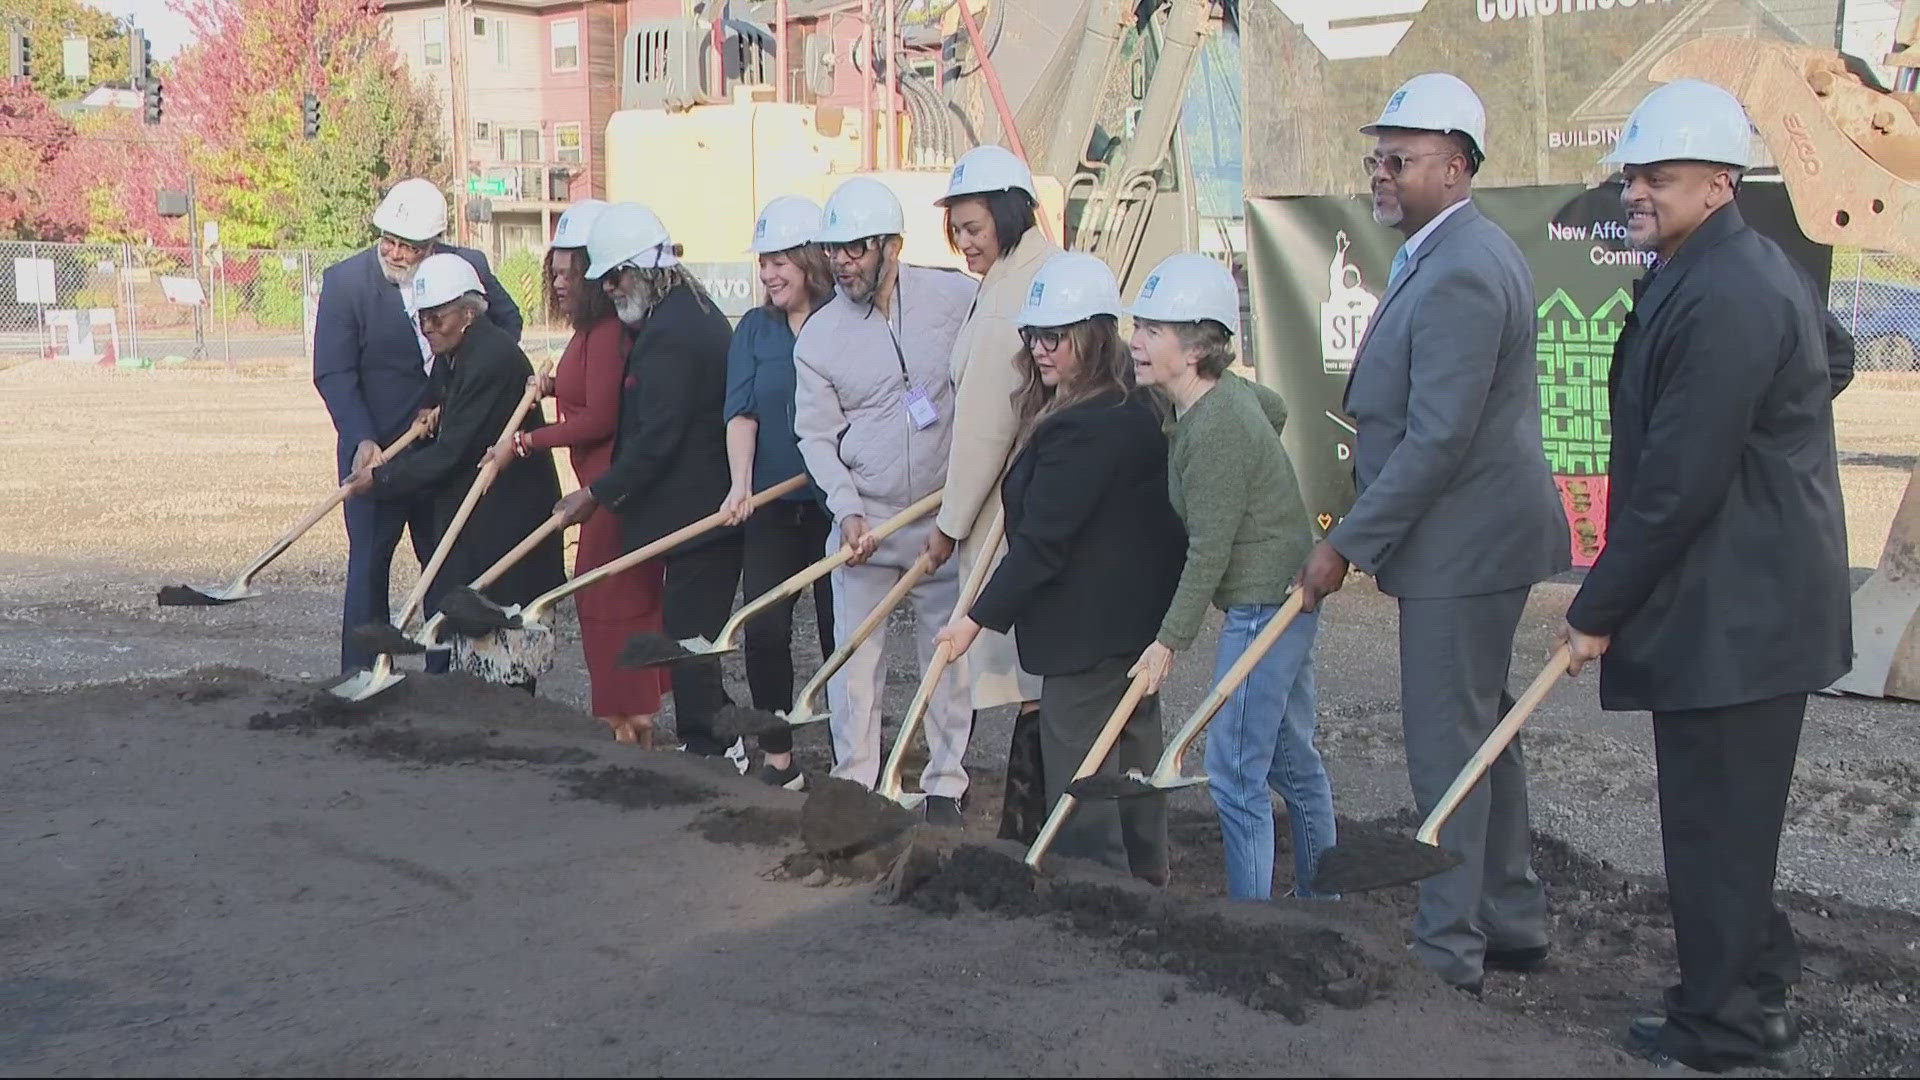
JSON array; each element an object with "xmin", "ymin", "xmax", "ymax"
[{"xmin": 1246, "ymin": 182, "xmax": 1825, "ymax": 567}]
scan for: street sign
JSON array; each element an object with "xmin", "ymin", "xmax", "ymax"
[{"xmin": 466, "ymin": 177, "xmax": 509, "ymax": 197}]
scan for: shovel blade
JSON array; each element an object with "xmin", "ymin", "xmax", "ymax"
[
  {"xmin": 1308, "ymin": 835, "xmax": 1465, "ymax": 894},
  {"xmin": 328, "ymin": 667, "xmax": 407, "ymax": 703},
  {"xmin": 157, "ymin": 583, "xmax": 255, "ymax": 606},
  {"xmin": 781, "ymin": 707, "xmax": 829, "ymax": 729}
]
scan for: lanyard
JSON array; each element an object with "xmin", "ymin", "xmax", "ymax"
[{"xmin": 881, "ymin": 275, "xmax": 910, "ymax": 386}]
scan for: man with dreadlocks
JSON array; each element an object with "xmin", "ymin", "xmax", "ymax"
[
  {"xmin": 555, "ymin": 202, "xmax": 745, "ymax": 763},
  {"xmin": 793, "ymin": 177, "xmax": 979, "ymax": 826}
]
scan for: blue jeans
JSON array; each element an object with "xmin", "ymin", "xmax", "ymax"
[{"xmin": 1205, "ymin": 604, "xmax": 1337, "ymax": 899}]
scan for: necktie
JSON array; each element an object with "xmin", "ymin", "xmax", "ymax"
[{"xmin": 1388, "ymin": 245, "xmax": 1411, "ymax": 287}]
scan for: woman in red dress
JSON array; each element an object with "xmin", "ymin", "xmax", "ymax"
[{"xmin": 515, "ymin": 200, "xmax": 668, "ymax": 745}]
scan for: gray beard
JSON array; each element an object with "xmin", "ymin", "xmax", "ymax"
[
  {"xmin": 381, "ymin": 262, "xmax": 418, "ymax": 287},
  {"xmin": 1371, "ymin": 203, "xmax": 1403, "ymax": 228},
  {"xmin": 612, "ymin": 292, "xmax": 649, "ymax": 326}
]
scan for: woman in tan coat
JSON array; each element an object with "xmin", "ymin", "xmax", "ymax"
[{"xmin": 921, "ymin": 145, "xmax": 1060, "ymax": 841}]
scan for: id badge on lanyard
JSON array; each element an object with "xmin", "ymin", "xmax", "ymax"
[{"xmin": 887, "ymin": 293, "xmax": 938, "ymax": 431}]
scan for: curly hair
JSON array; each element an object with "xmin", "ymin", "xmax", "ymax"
[{"xmin": 542, "ymin": 247, "xmax": 617, "ymax": 331}]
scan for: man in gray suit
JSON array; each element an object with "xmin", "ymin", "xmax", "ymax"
[{"xmin": 1298, "ymin": 73, "xmax": 1570, "ymax": 994}]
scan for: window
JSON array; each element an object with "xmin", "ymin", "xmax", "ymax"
[
  {"xmin": 494, "ymin": 19, "xmax": 508, "ymax": 66},
  {"xmin": 554, "ymin": 122, "xmax": 582, "ymax": 165},
  {"xmin": 422, "ymin": 14, "xmax": 445, "ymax": 66},
  {"xmin": 550, "ymin": 18, "xmax": 579, "ymax": 72},
  {"xmin": 498, "ymin": 127, "xmax": 541, "ymax": 163},
  {"xmin": 474, "ymin": 120, "xmax": 492, "ymax": 141}
]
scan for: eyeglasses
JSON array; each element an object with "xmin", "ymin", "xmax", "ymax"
[
  {"xmin": 379, "ymin": 232, "xmax": 432, "ymax": 257},
  {"xmin": 416, "ymin": 306, "xmax": 465, "ymax": 333},
  {"xmin": 821, "ymin": 237, "xmax": 875, "ymax": 260},
  {"xmin": 1361, "ymin": 150, "xmax": 1455, "ymax": 177},
  {"xmin": 1019, "ymin": 326, "xmax": 1066, "ymax": 354}
]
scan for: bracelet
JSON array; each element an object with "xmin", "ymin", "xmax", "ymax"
[{"xmin": 512, "ymin": 431, "xmax": 531, "ymax": 458}]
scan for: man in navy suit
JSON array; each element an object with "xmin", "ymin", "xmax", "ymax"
[{"xmin": 313, "ymin": 178, "xmax": 524, "ymax": 673}]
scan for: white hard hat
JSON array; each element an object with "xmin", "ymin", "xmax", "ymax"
[
  {"xmin": 1128, "ymin": 252, "xmax": 1241, "ymax": 337},
  {"xmin": 552, "ymin": 199, "xmax": 610, "ymax": 250},
  {"xmin": 938, "ymin": 144, "xmax": 1037, "ymax": 205},
  {"xmin": 815, "ymin": 177, "xmax": 905, "ymax": 244},
  {"xmin": 1016, "ymin": 252, "xmax": 1122, "ymax": 329},
  {"xmin": 372, "ymin": 178, "xmax": 449, "ymax": 243},
  {"xmin": 1604, "ymin": 79, "xmax": 1755, "ymax": 168},
  {"xmin": 410, "ymin": 252, "xmax": 485, "ymax": 311},
  {"xmin": 751, "ymin": 195, "xmax": 824, "ymax": 254},
  {"xmin": 585, "ymin": 201, "xmax": 679, "ymax": 280},
  {"xmin": 1362, "ymin": 72, "xmax": 1487, "ymax": 162}
]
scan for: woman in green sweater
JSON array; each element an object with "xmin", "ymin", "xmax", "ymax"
[{"xmin": 1125, "ymin": 253, "xmax": 1337, "ymax": 900}]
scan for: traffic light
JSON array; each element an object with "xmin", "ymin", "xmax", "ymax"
[
  {"xmin": 144, "ymin": 80, "xmax": 163, "ymax": 125},
  {"xmin": 302, "ymin": 92, "xmax": 320, "ymax": 140}
]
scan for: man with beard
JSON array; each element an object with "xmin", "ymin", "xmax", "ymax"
[
  {"xmin": 554, "ymin": 202, "xmax": 744, "ymax": 762},
  {"xmin": 792, "ymin": 177, "xmax": 979, "ymax": 825},
  {"xmin": 314, "ymin": 178, "xmax": 521, "ymax": 675},
  {"xmin": 1295, "ymin": 74, "xmax": 1569, "ymax": 994}
]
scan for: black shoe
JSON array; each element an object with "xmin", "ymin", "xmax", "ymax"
[
  {"xmin": 1483, "ymin": 944, "xmax": 1551, "ymax": 972},
  {"xmin": 924, "ymin": 795, "xmax": 965, "ymax": 829},
  {"xmin": 1627, "ymin": 1015, "xmax": 1799, "ymax": 1069},
  {"xmin": 758, "ymin": 761, "xmax": 805, "ymax": 791}
]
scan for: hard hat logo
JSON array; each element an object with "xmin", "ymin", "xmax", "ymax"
[
  {"xmin": 1385, "ymin": 90, "xmax": 1407, "ymax": 114},
  {"xmin": 1029, "ymin": 282, "xmax": 1045, "ymax": 305},
  {"xmin": 1141, "ymin": 276, "xmax": 1161, "ymax": 299}
]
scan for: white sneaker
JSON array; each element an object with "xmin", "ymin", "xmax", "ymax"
[{"xmin": 723, "ymin": 737, "xmax": 751, "ymax": 776}]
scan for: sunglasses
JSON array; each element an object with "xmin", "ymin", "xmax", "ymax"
[
  {"xmin": 1361, "ymin": 150, "xmax": 1455, "ymax": 177},
  {"xmin": 1019, "ymin": 326, "xmax": 1067, "ymax": 354},
  {"xmin": 821, "ymin": 237, "xmax": 877, "ymax": 260}
]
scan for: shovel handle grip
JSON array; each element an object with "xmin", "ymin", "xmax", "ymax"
[
  {"xmin": 1413, "ymin": 645, "xmax": 1570, "ymax": 847},
  {"xmin": 526, "ymin": 474, "xmax": 809, "ymax": 620},
  {"xmin": 876, "ymin": 507, "xmax": 1009, "ymax": 799},
  {"xmin": 1149, "ymin": 591, "xmax": 1307, "ymax": 784},
  {"xmin": 1024, "ymin": 670, "xmax": 1156, "ymax": 869}
]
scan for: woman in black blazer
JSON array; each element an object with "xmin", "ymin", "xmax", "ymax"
[{"xmin": 937, "ymin": 253, "xmax": 1185, "ymax": 882}]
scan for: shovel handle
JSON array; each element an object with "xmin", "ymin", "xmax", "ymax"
[
  {"xmin": 876, "ymin": 507, "xmax": 1008, "ymax": 799},
  {"xmin": 791, "ymin": 553, "xmax": 932, "ymax": 721},
  {"xmin": 396, "ymin": 367, "xmax": 549, "ymax": 631},
  {"xmin": 1024, "ymin": 670, "xmax": 1156, "ymax": 869},
  {"xmin": 1413, "ymin": 645, "xmax": 1569, "ymax": 847},
  {"xmin": 1147, "ymin": 590, "xmax": 1307, "ymax": 785},
  {"xmin": 524, "ymin": 474, "xmax": 809, "ymax": 621},
  {"xmin": 712, "ymin": 489, "xmax": 944, "ymax": 652}
]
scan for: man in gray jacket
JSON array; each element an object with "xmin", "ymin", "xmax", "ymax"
[
  {"xmin": 1298, "ymin": 74, "xmax": 1570, "ymax": 993},
  {"xmin": 793, "ymin": 177, "xmax": 979, "ymax": 826}
]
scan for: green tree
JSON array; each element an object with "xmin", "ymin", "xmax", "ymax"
[{"xmin": 6, "ymin": 0, "xmax": 130, "ymax": 102}]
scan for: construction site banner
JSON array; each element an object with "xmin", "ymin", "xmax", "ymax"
[
  {"xmin": 1243, "ymin": 0, "xmax": 1853, "ymax": 198},
  {"xmin": 1247, "ymin": 182, "xmax": 1823, "ymax": 567}
]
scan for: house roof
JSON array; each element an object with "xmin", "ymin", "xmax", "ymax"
[{"xmin": 1569, "ymin": 0, "xmax": 1818, "ymax": 125}]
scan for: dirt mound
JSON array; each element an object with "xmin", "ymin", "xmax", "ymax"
[
  {"xmin": 247, "ymin": 692, "xmax": 370, "ymax": 731},
  {"xmin": 689, "ymin": 806, "xmax": 801, "ymax": 848},
  {"xmin": 800, "ymin": 776, "xmax": 918, "ymax": 856},
  {"xmin": 561, "ymin": 765, "xmax": 717, "ymax": 810},
  {"xmin": 894, "ymin": 841, "xmax": 1386, "ymax": 1024},
  {"xmin": 339, "ymin": 727, "xmax": 596, "ymax": 767}
]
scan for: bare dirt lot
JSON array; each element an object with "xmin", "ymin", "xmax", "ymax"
[{"xmin": 2, "ymin": 360, "xmax": 1917, "ymax": 1077}]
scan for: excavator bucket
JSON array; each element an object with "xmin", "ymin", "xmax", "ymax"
[{"xmin": 1831, "ymin": 462, "xmax": 1920, "ymax": 701}]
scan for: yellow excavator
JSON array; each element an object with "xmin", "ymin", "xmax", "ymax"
[{"xmin": 1651, "ymin": 12, "xmax": 1920, "ymax": 700}]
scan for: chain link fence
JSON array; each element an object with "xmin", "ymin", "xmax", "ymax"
[{"xmin": 2, "ymin": 239, "xmax": 1917, "ymax": 372}]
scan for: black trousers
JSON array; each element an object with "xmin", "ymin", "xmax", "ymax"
[
  {"xmin": 340, "ymin": 489, "xmax": 448, "ymax": 674},
  {"xmin": 740, "ymin": 500, "xmax": 835, "ymax": 754},
  {"xmin": 1038, "ymin": 657, "xmax": 1167, "ymax": 881},
  {"xmin": 661, "ymin": 532, "xmax": 746, "ymax": 754},
  {"xmin": 1652, "ymin": 691, "xmax": 1805, "ymax": 1070}
]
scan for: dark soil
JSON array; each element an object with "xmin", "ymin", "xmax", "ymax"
[
  {"xmin": 1066, "ymin": 773, "xmax": 1160, "ymax": 801},
  {"xmin": 618, "ymin": 633, "xmax": 699, "ymax": 669},
  {"xmin": 438, "ymin": 588, "xmax": 519, "ymax": 635},
  {"xmin": 155, "ymin": 584, "xmax": 230, "ymax": 606},
  {"xmin": 897, "ymin": 841, "xmax": 1386, "ymax": 1025},
  {"xmin": 800, "ymin": 776, "xmax": 917, "ymax": 856},
  {"xmin": 339, "ymin": 726, "xmax": 595, "ymax": 767},
  {"xmin": 561, "ymin": 765, "xmax": 717, "ymax": 810},
  {"xmin": 710, "ymin": 703, "xmax": 788, "ymax": 742},
  {"xmin": 348, "ymin": 622, "xmax": 426, "ymax": 656},
  {"xmin": 246, "ymin": 692, "xmax": 371, "ymax": 731},
  {"xmin": 1310, "ymin": 830, "xmax": 1464, "ymax": 894},
  {"xmin": 178, "ymin": 681, "xmax": 240, "ymax": 705},
  {"xmin": 689, "ymin": 805, "xmax": 802, "ymax": 848}
]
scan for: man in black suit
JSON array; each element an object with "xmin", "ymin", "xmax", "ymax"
[
  {"xmin": 314, "ymin": 178, "xmax": 522, "ymax": 673},
  {"xmin": 554, "ymin": 202, "xmax": 743, "ymax": 761},
  {"xmin": 1560, "ymin": 80, "xmax": 1853, "ymax": 1073}
]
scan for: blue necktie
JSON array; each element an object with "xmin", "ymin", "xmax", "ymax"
[{"xmin": 1388, "ymin": 245, "xmax": 1411, "ymax": 287}]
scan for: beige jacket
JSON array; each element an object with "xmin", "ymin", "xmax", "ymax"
[{"xmin": 935, "ymin": 229, "xmax": 1062, "ymax": 543}]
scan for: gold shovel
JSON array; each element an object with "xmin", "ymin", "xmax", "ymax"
[
  {"xmin": 158, "ymin": 416, "xmax": 433, "ymax": 606},
  {"xmin": 619, "ymin": 489, "xmax": 945, "ymax": 669},
  {"xmin": 331, "ymin": 366, "xmax": 550, "ymax": 702},
  {"xmin": 1024, "ymin": 669, "xmax": 1157, "ymax": 870}
]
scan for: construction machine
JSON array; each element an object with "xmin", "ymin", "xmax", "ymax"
[{"xmin": 1652, "ymin": 12, "xmax": 1920, "ymax": 700}]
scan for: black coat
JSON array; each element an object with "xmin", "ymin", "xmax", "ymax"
[
  {"xmin": 588, "ymin": 283, "xmax": 737, "ymax": 555},
  {"xmin": 971, "ymin": 390, "xmax": 1187, "ymax": 678},
  {"xmin": 371, "ymin": 316, "xmax": 565, "ymax": 607},
  {"xmin": 1566, "ymin": 203, "xmax": 1853, "ymax": 713}
]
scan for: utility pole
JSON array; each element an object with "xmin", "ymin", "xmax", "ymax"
[
  {"xmin": 883, "ymin": 0, "xmax": 897, "ymax": 169},
  {"xmin": 446, "ymin": 0, "xmax": 470, "ymax": 245}
]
